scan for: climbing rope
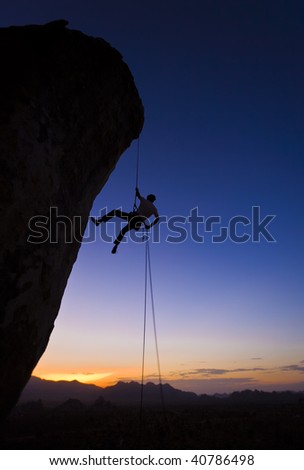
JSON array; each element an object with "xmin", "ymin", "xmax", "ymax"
[
  {"xmin": 140, "ymin": 236, "xmax": 165, "ymax": 421},
  {"xmin": 139, "ymin": 236, "xmax": 148, "ymax": 421},
  {"xmin": 147, "ymin": 240, "xmax": 164, "ymax": 406},
  {"xmin": 133, "ymin": 136, "xmax": 164, "ymax": 419},
  {"xmin": 133, "ymin": 137, "xmax": 141, "ymax": 211}
]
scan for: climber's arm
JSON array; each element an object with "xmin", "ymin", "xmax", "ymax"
[
  {"xmin": 149, "ymin": 216, "xmax": 159, "ymax": 228},
  {"xmin": 145, "ymin": 214, "xmax": 159, "ymax": 230}
]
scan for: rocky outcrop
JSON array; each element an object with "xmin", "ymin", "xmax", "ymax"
[{"xmin": 0, "ymin": 20, "xmax": 144, "ymax": 420}]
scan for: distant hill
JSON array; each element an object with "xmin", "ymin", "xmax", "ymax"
[
  {"xmin": 19, "ymin": 377, "xmax": 304, "ymax": 407},
  {"xmin": 19, "ymin": 377, "xmax": 103, "ymax": 405},
  {"xmin": 99, "ymin": 381, "xmax": 199, "ymax": 405},
  {"xmin": 227, "ymin": 389, "xmax": 304, "ymax": 405}
]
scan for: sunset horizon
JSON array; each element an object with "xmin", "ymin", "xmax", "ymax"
[{"xmin": 33, "ymin": 360, "xmax": 304, "ymax": 395}]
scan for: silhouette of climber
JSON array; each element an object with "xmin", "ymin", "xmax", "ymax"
[{"xmin": 91, "ymin": 187, "xmax": 159, "ymax": 254}]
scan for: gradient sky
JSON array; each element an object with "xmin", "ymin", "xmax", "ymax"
[{"xmin": 3, "ymin": 0, "xmax": 304, "ymax": 394}]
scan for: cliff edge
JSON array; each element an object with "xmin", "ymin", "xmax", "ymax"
[{"xmin": 0, "ymin": 20, "xmax": 144, "ymax": 420}]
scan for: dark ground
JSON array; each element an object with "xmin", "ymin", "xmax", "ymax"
[{"xmin": 1, "ymin": 400, "xmax": 304, "ymax": 449}]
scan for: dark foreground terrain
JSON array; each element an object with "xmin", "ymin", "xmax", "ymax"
[{"xmin": 1, "ymin": 400, "xmax": 303, "ymax": 449}]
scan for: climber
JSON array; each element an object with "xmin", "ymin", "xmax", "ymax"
[{"xmin": 91, "ymin": 187, "xmax": 159, "ymax": 254}]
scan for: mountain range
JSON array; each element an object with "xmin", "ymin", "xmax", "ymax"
[
  {"xmin": 19, "ymin": 377, "xmax": 304, "ymax": 407},
  {"xmin": 19, "ymin": 377, "xmax": 199, "ymax": 406}
]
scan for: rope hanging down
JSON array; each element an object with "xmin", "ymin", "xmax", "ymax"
[
  {"xmin": 133, "ymin": 138, "xmax": 141, "ymax": 211},
  {"xmin": 140, "ymin": 236, "xmax": 165, "ymax": 419},
  {"xmin": 134, "ymin": 137, "xmax": 164, "ymax": 416}
]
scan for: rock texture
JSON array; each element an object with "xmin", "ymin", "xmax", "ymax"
[{"xmin": 0, "ymin": 20, "xmax": 144, "ymax": 420}]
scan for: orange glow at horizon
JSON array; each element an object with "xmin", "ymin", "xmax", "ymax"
[
  {"xmin": 32, "ymin": 364, "xmax": 304, "ymax": 393},
  {"xmin": 32, "ymin": 373, "xmax": 303, "ymax": 393},
  {"xmin": 35, "ymin": 371, "xmax": 113, "ymax": 384},
  {"xmin": 32, "ymin": 364, "xmax": 143, "ymax": 388}
]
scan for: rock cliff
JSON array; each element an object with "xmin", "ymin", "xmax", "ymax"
[{"xmin": 0, "ymin": 20, "xmax": 144, "ymax": 420}]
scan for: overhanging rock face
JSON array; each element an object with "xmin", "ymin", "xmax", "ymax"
[{"xmin": 0, "ymin": 20, "xmax": 144, "ymax": 420}]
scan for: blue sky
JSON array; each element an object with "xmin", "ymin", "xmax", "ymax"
[{"xmin": 2, "ymin": 0, "xmax": 304, "ymax": 393}]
